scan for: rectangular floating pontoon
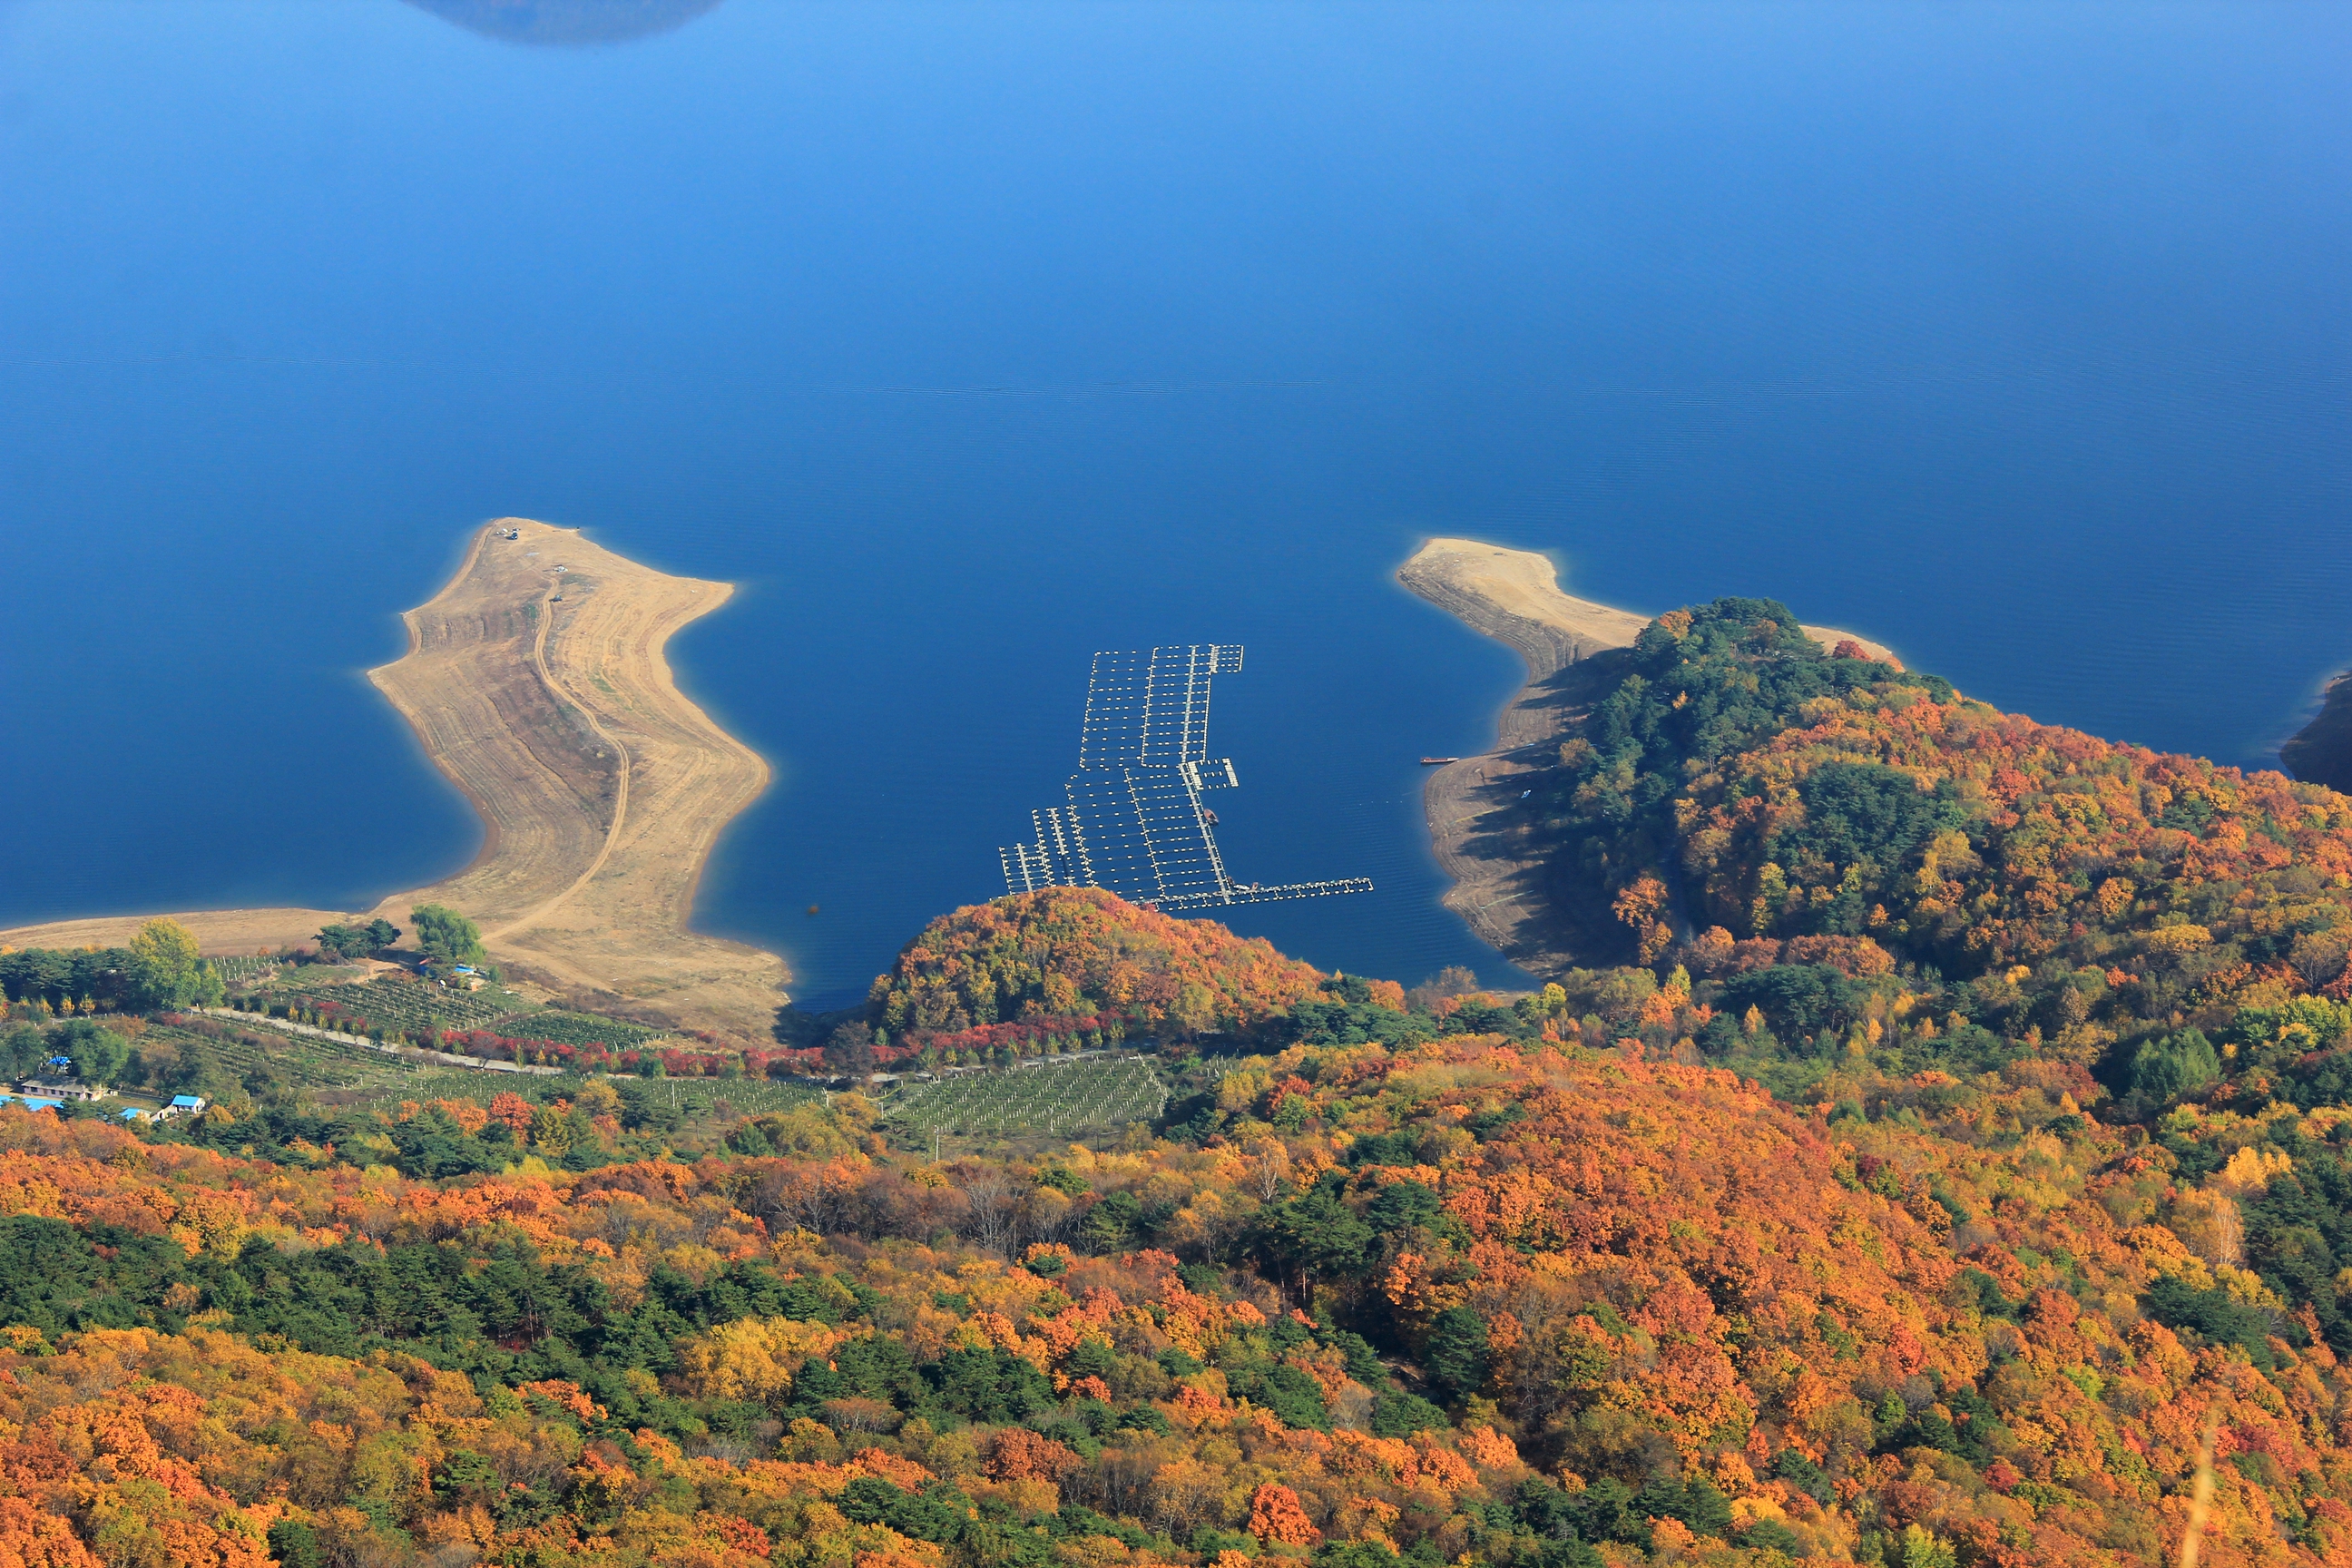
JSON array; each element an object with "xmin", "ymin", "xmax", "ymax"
[{"xmin": 999, "ymin": 644, "xmax": 1373, "ymax": 911}]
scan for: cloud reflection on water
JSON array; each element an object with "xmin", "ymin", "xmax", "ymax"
[{"xmin": 403, "ymin": 0, "xmax": 723, "ymax": 46}]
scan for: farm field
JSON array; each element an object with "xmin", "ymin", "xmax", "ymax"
[
  {"xmin": 505, "ymin": 1009, "xmax": 667, "ymax": 1048},
  {"xmin": 610, "ymin": 1075, "xmax": 821, "ymax": 1120},
  {"xmin": 877, "ymin": 1056, "xmax": 1168, "ymax": 1147},
  {"xmin": 135, "ymin": 1017, "xmax": 426, "ymax": 1093},
  {"xmin": 146, "ymin": 1013, "xmax": 819, "ymax": 1125},
  {"xmin": 347, "ymin": 1065, "xmax": 598, "ymax": 1121},
  {"xmin": 345, "ymin": 1063, "xmax": 584, "ymax": 1118},
  {"xmin": 208, "ymin": 955, "xmax": 285, "ymax": 983},
  {"xmin": 255, "ymin": 972, "xmax": 534, "ymax": 1031},
  {"xmin": 248, "ymin": 974, "xmax": 671, "ymax": 1052}
]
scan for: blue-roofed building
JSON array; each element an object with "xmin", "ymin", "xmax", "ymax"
[
  {"xmin": 160, "ymin": 1094, "xmax": 208, "ymax": 1121},
  {"xmin": 0, "ymin": 1093, "xmax": 61, "ymax": 1113}
]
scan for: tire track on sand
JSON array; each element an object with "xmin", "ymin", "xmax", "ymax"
[{"xmin": 485, "ymin": 576, "xmax": 630, "ymax": 943}]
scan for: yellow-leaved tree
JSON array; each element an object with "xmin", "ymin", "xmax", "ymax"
[
  {"xmin": 674, "ymin": 1317, "xmax": 844, "ymax": 1406},
  {"xmin": 128, "ymin": 916, "xmax": 220, "ymax": 1010}
]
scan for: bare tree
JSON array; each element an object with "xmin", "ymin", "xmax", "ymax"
[
  {"xmin": 1069, "ymin": 1436, "xmax": 1182, "ymax": 1520},
  {"xmin": 958, "ymin": 1165, "xmax": 1022, "ymax": 1258},
  {"xmin": 1024, "ymin": 1184, "xmax": 1080, "ymax": 1248},
  {"xmin": 852, "ymin": 1166, "xmax": 967, "ymax": 1241},
  {"xmin": 1242, "ymin": 1138, "xmax": 1293, "ymax": 1202},
  {"xmin": 757, "ymin": 1163, "xmax": 855, "ymax": 1237},
  {"xmin": 825, "ymin": 1021, "xmax": 878, "ymax": 1083}
]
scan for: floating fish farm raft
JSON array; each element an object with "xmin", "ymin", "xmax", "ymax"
[{"xmin": 999, "ymin": 643, "xmax": 1372, "ymax": 912}]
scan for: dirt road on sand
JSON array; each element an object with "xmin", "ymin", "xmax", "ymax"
[{"xmin": 1396, "ymin": 537, "xmax": 1896, "ymax": 974}]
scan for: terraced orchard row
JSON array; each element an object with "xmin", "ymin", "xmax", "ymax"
[
  {"xmin": 880, "ymin": 1056, "xmax": 1169, "ymax": 1145},
  {"xmin": 206, "ymin": 955, "xmax": 283, "ymax": 983},
  {"xmin": 138, "ymin": 1017, "xmax": 396, "ymax": 1091},
  {"xmin": 504, "ymin": 1009, "xmax": 668, "ymax": 1048},
  {"xmin": 257, "ymin": 974, "xmax": 533, "ymax": 1031},
  {"xmin": 240, "ymin": 976, "xmax": 666, "ymax": 1049}
]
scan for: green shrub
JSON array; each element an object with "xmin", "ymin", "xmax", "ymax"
[{"xmin": 2128, "ymin": 1027, "xmax": 2219, "ymax": 1106}]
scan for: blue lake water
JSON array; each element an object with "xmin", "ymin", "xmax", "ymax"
[{"xmin": 4, "ymin": 2, "xmax": 2348, "ymax": 1008}]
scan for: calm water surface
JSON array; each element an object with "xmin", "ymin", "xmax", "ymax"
[{"xmin": 3, "ymin": 3, "xmax": 2347, "ymax": 1006}]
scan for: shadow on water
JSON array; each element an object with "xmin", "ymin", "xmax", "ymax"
[
  {"xmin": 1462, "ymin": 650, "xmax": 1642, "ymax": 972},
  {"xmin": 2284, "ymin": 672, "xmax": 2352, "ymax": 797},
  {"xmin": 403, "ymin": 0, "xmax": 724, "ymax": 45}
]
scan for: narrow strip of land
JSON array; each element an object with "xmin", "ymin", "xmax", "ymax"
[
  {"xmin": 1396, "ymin": 537, "xmax": 1896, "ymax": 971},
  {"xmin": 1, "ymin": 518, "xmax": 790, "ymax": 1040},
  {"xmin": 365, "ymin": 517, "xmax": 788, "ymax": 1035}
]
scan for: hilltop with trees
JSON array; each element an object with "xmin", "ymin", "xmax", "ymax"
[{"xmin": 869, "ymin": 887, "xmax": 1330, "ymax": 1039}]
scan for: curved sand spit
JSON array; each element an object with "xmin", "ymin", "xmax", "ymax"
[
  {"xmin": 1, "ymin": 518, "xmax": 789, "ymax": 1037},
  {"xmin": 1397, "ymin": 536, "xmax": 1896, "ymax": 970}
]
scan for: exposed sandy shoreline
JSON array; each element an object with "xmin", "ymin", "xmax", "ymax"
[
  {"xmin": 1, "ymin": 518, "xmax": 789, "ymax": 1039},
  {"xmin": 0, "ymin": 907, "xmax": 364, "ymax": 957},
  {"xmin": 1396, "ymin": 537, "xmax": 1896, "ymax": 971}
]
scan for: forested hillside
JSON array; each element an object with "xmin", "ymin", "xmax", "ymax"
[
  {"xmin": 20, "ymin": 603, "xmax": 2352, "ymax": 1565},
  {"xmin": 7, "ymin": 1008, "xmax": 2352, "ymax": 1568},
  {"xmin": 868, "ymin": 888, "xmax": 1331, "ymax": 1039}
]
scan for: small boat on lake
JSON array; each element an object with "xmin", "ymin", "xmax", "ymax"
[{"xmin": 1420, "ymin": 756, "xmax": 1461, "ymax": 765}]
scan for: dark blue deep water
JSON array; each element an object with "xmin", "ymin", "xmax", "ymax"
[{"xmin": 4, "ymin": 3, "xmax": 2348, "ymax": 1007}]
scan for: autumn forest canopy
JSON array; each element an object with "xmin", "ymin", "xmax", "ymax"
[{"xmin": 20, "ymin": 599, "xmax": 2352, "ymax": 1567}]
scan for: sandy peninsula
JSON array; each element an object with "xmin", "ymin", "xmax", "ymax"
[
  {"xmin": 1397, "ymin": 537, "xmax": 1896, "ymax": 971},
  {"xmin": 0, "ymin": 518, "xmax": 789, "ymax": 1040},
  {"xmin": 361, "ymin": 518, "xmax": 786, "ymax": 1034}
]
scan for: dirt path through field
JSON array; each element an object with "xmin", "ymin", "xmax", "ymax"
[
  {"xmin": 1397, "ymin": 537, "xmax": 1896, "ymax": 973},
  {"xmin": 486, "ymin": 570, "xmax": 627, "ymax": 939}
]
